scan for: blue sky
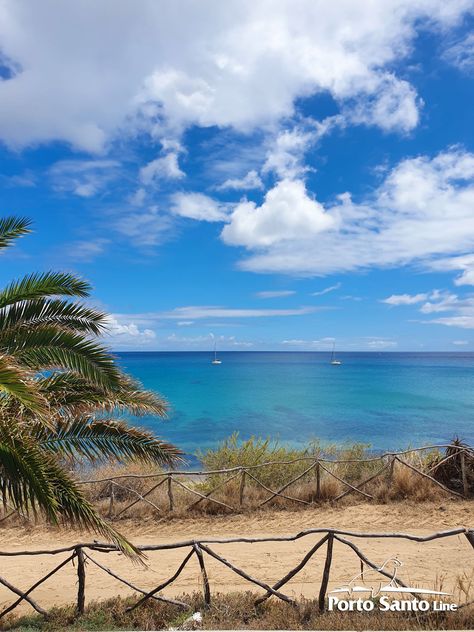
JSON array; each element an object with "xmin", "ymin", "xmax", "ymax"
[{"xmin": 1, "ymin": 1, "xmax": 474, "ymax": 351}]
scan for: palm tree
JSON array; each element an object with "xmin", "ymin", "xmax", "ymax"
[{"xmin": 0, "ymin": 217, "xmax": 182, "ymax": 557}]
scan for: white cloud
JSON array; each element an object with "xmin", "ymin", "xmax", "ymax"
[
  {"xmin": 163, "ymin": 333, "xmax": 253, "ymax": 349},
  {"xmin": 365, "ymin": 337, "xmax": 397, "ymax": 349},
  {"xmin": 281, "ymin": 337, "xmax": 335, "ymax": 348},
  {"xmin": 0, "ymin": 1, "xmax": 471, "ymax": 150},
  {"xmin": 222, "ymin": 179, "xmax": 334, "ymax": 248},
  {"xmin": 114, "ymin": 206, "xmax": 174, "ymax": 246},
  {"xmin": 311, "ymin": 282, "xmax": 341, "ymax": 297},
  {"xmin": 63, "ymin": 238, "xmax": 109, "ymax": 262},
  {"xmin": 139, "ymin": 152, "xmax": 184, "ymax": 185},
  {"xmin": 49, "ymin": 159, "xmax": 120, "ymax": 197},
  {"xmin": 262, "ymin": 127, "xmax": 315, "ymax": 179},
  {"xmin": 255, "ymin": 290, "xmax": 296, "ymax": 298},
  {"xmin": 443, "ymin": 33, "xmax": 474, "ymax": 73},
  {"xmin": 161, "ymin": 305, "xmax": 318, "ymax": 319},
  {"xmin": 230, "ymin": 149, "xmax": 474, "ymax": 276},
  {"xmin": 171, "ymin": 192, "xmax": 228, "ymax": 222},
  {"xmin": 103, "ymin": 316, "xmax": 156, "ymax": 348},
  {"xmin": 429, "ymin": 253, "xmax": 474, "ymax": 286},
  {"xmin": 382, "ymin": 293, "xmax": 429, "ymax": 305},
  {"xmin": 114, "ymin": 305, "xmax": 319, "ymax": 322},
  {"xmin": 216, "ymin": 170, "xmax": 263, "ymax": 191},
  {"xmin": 452, "ymin": 339, "xmax": 469, "ymax": 345}
]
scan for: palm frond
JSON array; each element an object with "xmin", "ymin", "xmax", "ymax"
[
  {"xmin": 44, "ymin": 460, "xmax": 142, "ymax": 560},
  {"xmin": 0, "ymin": 354, "xmax": 48, "ymax": 416},
  {"xmin": 0, "ymin": 299, "xmax": 107, "ymax": 336},
  {"xmin": 0, "ymin": 272, "xmax": 91, "ymax": 308},
  {"xmin": 0, "ymin": 325, "xmax": 121, "ymax": 390},
  {"xmin": 37, "ymin": 417, "xmax": 183, "ymax": 467},
  {"xmin": 0, "ymin": 217, "xmax": 32, "ymax": 249},
  {"xmin": 38, "ymin": 372, "xmax": 168, "ymax": 417},
  {"xmin": 0, "ymin": 419, "xmax": 58, "ymax": 521}
]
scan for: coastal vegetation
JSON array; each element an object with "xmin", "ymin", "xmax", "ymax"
[
  {"xmin": 3, "ymin": 591, "xmax": 473, "ymax": 631},
  {"xmin": 0, "ymin": 216, "xmax": 182, "ymax": 555},
  {"xmin": 72, "ymin": 435, "xmax": 473, "ymax": 522}
]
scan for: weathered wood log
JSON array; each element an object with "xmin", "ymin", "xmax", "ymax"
[
  {"xmin": 395, "ymin": 456, "xmax": 465, "ymax": 498},
  {"xmin": 193, "ymin": 543, "xmax": 211, "ymax": 607},
  {"xmin": 258, "ymin": 461, "xmax": 317, "ymax": 507},
  {"xmin": 83, "ymin": 552, "xmax": 189, "ymax": 609},
  {"xmin": 0, "ymin": 574, "xmax": 48, "ymax": 617},
  {"xmin": 318, "ymin": 533, "xmax": 334, "ymax": 612},
  {"xmin": 167, "ymin": 475, "xmax": 174, "ymax": 512},
  {"xmin": 199, "ymin": 543, "xmax": 295, "ymax": 604},
  {"xmin": 465, "ymin": 530, "xmax": 474, "ymax": 550},
  {"xmin": 0, "ymin": 554, "xmax": 74, "ymax": 619},
  {"xmin": 172, "ymin": 477, "xmax": 234, "ymax": 510},
  {"xmin": 111, "ymin": 480, "xmax": 162, "ymax": 514},
  {"xmin": 318, "ymin": 462, "xmax": 373, "ymax": 499},
  {"xmin": 239, "ymin": 469, "xmax": 246, "ymax": 507},
  {"xmin": 245, "ymin": 470, "xmax": 310, "ymax": 505},
  {"xmin": 333, "ymin": 462, "xmax": 389, "ymax": 502},
  {"xmin": 460, "ymin": 450, "xmax": 469, "ymax": 498},
  {"xmin": 255, "ymin": 534, "xmax": 329, "ymax": 606},
  {"xmin": 75, "ymin": 547, "xmax": 86, "ymax": 615},
  {"xmin": 126, "ymin": 549, "xmax": 195, "ymax": 612},
  {"xmin": 77, "ymin": 444, "xmax": 474, "ymax": 484},
  {"xmin": 115, "ymin": 477, "xmax": 166, "ymax": 518},
  {"xmin": 316, "ymin": 461, "xmax": 321, "ymax": 499},
  {"xmin": 108, "ymin": 481, "xmax": 115, "ymax": 518},
  {"xmin": 187, "ymin": 471, "xmax": 242, "ymax": 511}
]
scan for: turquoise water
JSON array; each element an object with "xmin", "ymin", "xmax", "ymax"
[{"xmin": 116, "ymin": 352, "xmax": 474, "ymax": 456}]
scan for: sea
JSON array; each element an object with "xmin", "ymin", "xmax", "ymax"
[{"xmin": 116, "ymin": 352, "xmax": 474, "ymax": 458}]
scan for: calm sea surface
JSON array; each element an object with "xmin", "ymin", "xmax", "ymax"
[{"xmin": 116, "ymin": 352, "xmax": 474, "ymax": 456}]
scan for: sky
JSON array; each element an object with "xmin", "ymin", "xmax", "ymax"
[{"xmin": 1, "ymin": 1, "xmax": 474, "ymax": 352}]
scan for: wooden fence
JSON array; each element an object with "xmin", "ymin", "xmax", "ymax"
[
  {"xmin": 0, "ymin": 527, "xmax": 472, "ymax": 620},
  {"xmin": 77, "ymin": 444, "xmax": 474, "ymax": 518}
]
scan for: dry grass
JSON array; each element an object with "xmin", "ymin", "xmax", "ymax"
[{"xmin": 2, "ymin": 591, "xmax": 473, "ymax": 631}]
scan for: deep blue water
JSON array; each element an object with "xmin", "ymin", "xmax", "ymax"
[{"xmin": 116, "ymin": 352, "xmax": 474, "ymax": 456}]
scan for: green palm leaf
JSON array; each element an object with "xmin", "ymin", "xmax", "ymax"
[
  {"xmin": 39, "ymin": 372, "xmax": 168, "ymax": 417},
  {"xmin": 0, "ymin": 216, "xmax": 32, "ymax": 249},
  {"xmin": 37, "ymin": 417, "xmax": 183, "ymax": 467},
  {"xmin": 0, "ymin": 325, "xmax": 121, "ymax": 390},
  {"xmin": 0, "ymin": 272, "xmax": 91, "ymax": 308},
  {"xmin": 0, "ymin": 354, "xmax": 48, "ymax": 416},
  {"xmin": 0, "ymin": 298, "xmax": 107, "ymax": 336}
]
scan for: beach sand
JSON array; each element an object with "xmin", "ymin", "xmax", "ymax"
[{"xmin": 1, "ymin": 500, "xmax": 473, "ymax": 614}]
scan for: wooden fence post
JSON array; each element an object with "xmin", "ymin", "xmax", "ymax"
[
  {"xmin": 460, "ymin": 450, "xmax": 469, "ymax": 497},
  {"xmin": 239, "ymin": 469, "xmax": 246, "ymax": 507},
  {"xmin": 388, "ymin": 457, "xmax": 396, "ymax": 492},
  {"xmin": 318, "ymin": 533, "xmax": 334, "ymax": 612},
  {"xmin": 108, "ymin": 482, "xmax": 115, "ymax": 518},
  {"xmin": 167, "ymin": 475, "xmax": 174, "ymax": 512},
  {"xmin": 75, "ymin": 546, "xmax": 86, "ymax": 616},
  {"xmin": 316, "ymin": 461, "xmax": 321, "ymax": 500},
  {"xmin": 193, "ymin": 544, "xmax": 211, "ymax": 607}
]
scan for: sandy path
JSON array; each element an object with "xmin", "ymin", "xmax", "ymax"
[{"xmin": 0, "ymin": 501, "xmax": 473, "ymax": 614}]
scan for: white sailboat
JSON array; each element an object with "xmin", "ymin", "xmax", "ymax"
[
  {"xmin": 211, "ymin": 340, "xmax": 222, "ymax": 365},
  {"xmin": 330, "ymin": 341, "xmax": 342, "ymax": 365}
]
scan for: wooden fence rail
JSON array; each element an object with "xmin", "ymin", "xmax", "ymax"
[
  {"xmin": 0, "ymin": 527, "xmax": 472, "ymax": 619},
  {"xmin": 74, "ymin": 445, "xmax": 473, "ymax": 519}
]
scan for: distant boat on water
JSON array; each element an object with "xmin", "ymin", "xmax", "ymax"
[
  {"xmin": 211, "ymin": 340, "xmax": 222, "ymax": 365},
  {"xmin": 330, "ymin": 341, "xmax": 342, "ymax": 365}
]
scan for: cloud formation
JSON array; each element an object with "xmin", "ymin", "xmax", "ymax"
[{"xmin": 0, "ymin": 1, "xmax": 470, "ymax": 151}]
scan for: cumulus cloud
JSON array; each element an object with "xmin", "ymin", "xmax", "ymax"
[
  {"xmin": 103, "ymin": 316, "xmax": 156, "ymax": 348},
  {"xmin": 221, "ymin": 179, "xmax": 334, "ymax": 248},
  {"xmin": 171, "ymin": 192, "xmax": 228, "ymax": 222},
  {"xmin": 229, "ymin": 148, "xmax": 474, "ymax": 275},
  {"xmin": 216, "ymin": 170, "xmax": 263, "ymax": 191},
  {"xmin": 0, "ymin": 1, "xmax": 470, "ymax": 150},
  {"xmin": 139, "ymin": 152, "xmax": 184, "ymax": 185},
  {"xmin": 387, "ymin": 288, "xmax": 474, "ymax": 330}
]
